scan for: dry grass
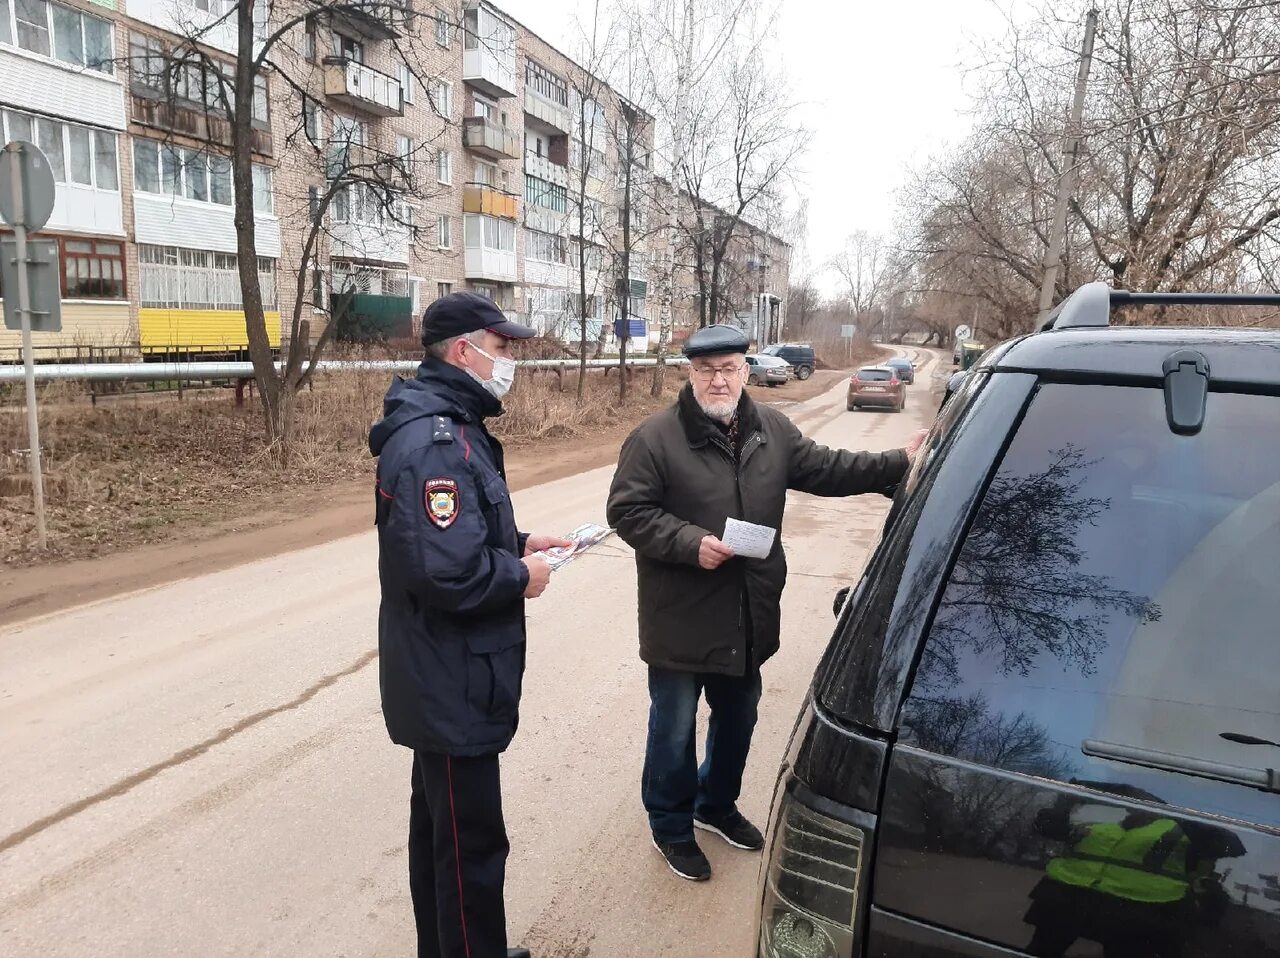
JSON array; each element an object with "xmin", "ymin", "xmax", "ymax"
[{"xmin": 0, "ymin": 366, "xmax": 683, "ymax": 565}]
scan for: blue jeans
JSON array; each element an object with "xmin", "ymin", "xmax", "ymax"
[{"xmin": 642, "ymin": 665, "xmax": 763, "ymax": 844}]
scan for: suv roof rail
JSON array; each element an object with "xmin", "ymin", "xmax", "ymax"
[{"xmin": 1039, "ymin": 281, "xmax": 1280, "ymax": 332}]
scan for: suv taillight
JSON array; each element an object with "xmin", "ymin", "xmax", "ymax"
[{"xmin": 759, "ymin": 788, "xmax": 865, "ymax": 957}]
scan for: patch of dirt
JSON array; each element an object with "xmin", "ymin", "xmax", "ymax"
[{"xmin": 0, "ymin": 373, "xmax": 681, "ymax": 627}]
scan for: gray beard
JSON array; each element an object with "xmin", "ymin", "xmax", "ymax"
[{"xmin": 698, "ymin": 398, "xmax": 738, "ymax": 422}]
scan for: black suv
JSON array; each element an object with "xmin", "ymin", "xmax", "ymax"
[
  {"xmin": 763, "ymin": 343, "xmax": 817, "ymax": 380},
  {"xmin": 756, "ymin": 283, "xmax": 1280, "ymax": 958}
]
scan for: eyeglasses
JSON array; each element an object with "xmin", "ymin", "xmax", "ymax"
[{"xmin": 691, "ymin": 362, "xmax": 746, "ymax": 383}]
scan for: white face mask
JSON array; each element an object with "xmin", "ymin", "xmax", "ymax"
[{"xmin": 464, "ymin": 341, "xmax": 517, "ymax": 400}]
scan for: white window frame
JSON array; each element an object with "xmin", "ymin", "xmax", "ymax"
[
  {"xmin": 432, "ymin": 78, "xmax": 452, "ymax": 120},
  {"xmin": 434, "ymin": 5, "xmax": 449, "ymax": 47},
  {"xmin": 4, "ymin": 0, "xmax": 115, "ymax": 76},
  {"xmin": 437, "ymin": 214, "xmax": 452, "ymax": 249},
  {"xmin": 436, "ymin": 149, "xmax": 452, "ymax": 186},
  {"xmin": 398, "ymin": 61, "xmax": 414, "ymax": 105}
]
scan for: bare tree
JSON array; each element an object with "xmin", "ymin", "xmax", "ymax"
[
  {"xmin": 830, "ymin": 230, "xmax": 889, "ymax": 329},
  {"xmin": 141, "ymin": 1, "xmax": 447, "ymax": 456},
  {"xmin": 896, "ymin": 0, "xmax": 1280, "ymax": 334}
]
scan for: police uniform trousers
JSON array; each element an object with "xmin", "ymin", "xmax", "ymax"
[{"xmin": 409, "ymin": 750, "xmax": 509, "ymax": 958}]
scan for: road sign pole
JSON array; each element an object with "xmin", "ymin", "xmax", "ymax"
[{"xmin": 8, "ymin": 145, "xmax": 46, "ymax": 549}]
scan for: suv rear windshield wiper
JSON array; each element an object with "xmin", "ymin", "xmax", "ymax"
[{"xmin": 1082, "ymin": 739, "xmax": 1279, "ymax": 794}]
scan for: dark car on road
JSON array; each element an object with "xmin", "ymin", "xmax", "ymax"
[
  {"xmin": 883, "ymin": 357, "xmax": 915, "ymax": 384},
  {"xmin": 763, "ymin": 343, "xmax": 817, "ymax": 380},
  {"xmin": 756, "ymin": 283, "xmax": 1280, "ymax": 958},
  {"xmin": 847, "ymin": 366, "xmax": 905, "ymax": 412}
]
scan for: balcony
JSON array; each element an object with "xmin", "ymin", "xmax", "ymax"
[
  {"xmin": 323, "ymin": 57, "xmax": 404, "ymax": 117},
  {"xmin": 524, "ymin": 89, "xmax": 572, "ymax": 136},
  {"xmin": 524, "ymin": 152, "xmax": 569, "ymax": 189},
  {"xmin": 464, "ymin": 213, "xmax": 517, "ymax": 282},
  {"xmin": 326, "ymin": 143, "xmax": 410, "ymax": 187},
  {"xmin": 463, "ymin": 185, "xmax": 519, "ymax": 220},
  {"xmin": 463, "ymin": 116, "xmax": 522, "ymax": 161},
  {"xmin": 463, "ymin": 4, "xmax": 517, "ymax": 98},
  {"xmin": 329, "ymin": 2, "xmax": 409, "ymax": 41},
  {"xmin": 133, "ymin": 95, "xmax": 273, "ymax": 157}
]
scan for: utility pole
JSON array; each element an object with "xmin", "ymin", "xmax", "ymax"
[{"xmin": 1036, "ymin": 7, "xmax": 1098, "ymax": 325}]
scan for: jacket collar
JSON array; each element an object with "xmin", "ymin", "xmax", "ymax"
[
  {"xmin": 415, "ymin": 356, "xmax": 504, "ymax": 423},
  {"xmin": 676, "ymin": 383, "xmax": 762, "ymax": 448}
]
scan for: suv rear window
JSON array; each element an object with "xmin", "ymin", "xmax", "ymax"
[
  {"xmin": 901, "ymin": 384, "xmax": 1280, "ymax": 819},
  {"xmin": 857, "ymin": 369, "xmax": 892, "ymax": 381}
]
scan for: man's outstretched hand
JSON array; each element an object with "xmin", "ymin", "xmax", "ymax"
[{"xmin": 905, "ymin": 429, "xmax": 928, "ymax": 462}]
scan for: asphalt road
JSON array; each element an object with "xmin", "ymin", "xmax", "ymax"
[{"xmin": 0, "ymin": 351, "xmax": 939, "ymax": 957}]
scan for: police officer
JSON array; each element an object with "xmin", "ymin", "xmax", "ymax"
[{"xmin": 370, "ymin": 292, "xmax": 570, "ymax": 958}]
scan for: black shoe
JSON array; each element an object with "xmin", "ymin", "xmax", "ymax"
[
  {"xmin": 507, "ymin": 950, "xmax": 531, "ymax": 958},
  {"xmin": 651, "ymin": 836, "xmax": 712, "ymax": 881},
  {"xmin": 694, "ymin": 811, "xmax": 764, "ymax": 851}
]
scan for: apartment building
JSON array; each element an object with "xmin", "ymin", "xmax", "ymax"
[
  {"xmin": 0, "ymin": 0, "xmax": 787, "ymax": 361},
  {"xmin": 0, "ymin": 0, "xmax": 132, "ymax": 360}
]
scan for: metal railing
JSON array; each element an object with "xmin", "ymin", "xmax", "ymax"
[{"xmin": 0, "ymin": 356, "xmax": 688, "ymax": 384}]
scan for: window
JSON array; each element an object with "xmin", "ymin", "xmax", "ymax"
[
  {"xmin": 304, "ymin": 98, "xmax": 322, "ymax": 144},
  {"xmin": 9, "ymin": 0, "xmax": 113, "ymax": 73},
  {"xmin": 473, "ymin": 93, "xmax": 496, "ymax": 121},
  {"xmin": 331, "ymin": 261, "xmax": 408, "ymax": 296},
  {"xmin": 133, "ymin": 138, "xmax": 268, "ymax": 211},
  {"xmin": 436, "ymin": 149, "xmax": 452, "ymax": 185},
  {"xmin": 464, "ymin": 213, "xmax": 515, "ymax": 251},
  {"xmin": 311, "ymin": 266, "xmax": 325, "ymax": 309},
  {"xmin": 526, "ymin": 59, "xmax": 569, "ymax": 107},
  {"xmin": 129, "ymin": 33, "xmax": 167, "ymax": 92},
  {"xmin": 62, "ymin": 238, "xmax": 125, "ymax": 299},
  {"xmin": 94, "ymin": 131, "xmax": 118, "ymax": 190},
  {"xmin": 14, "ymin": 0, "xmax": 49, "ymax": 57},
  {"xmin": 331, "ymin": 31, "xmax": 363, "ymax": 63},
  {"xmin": 434, "ymin": 5, "xmax": 449, "ymax": 47},
  {"xmin": 1, "ymin": 109, "xmax": 118, "ymax": 191},
  {"xmin": 437, "ymin": 214, "xmax": 451, "ymax": 249},
  {"xmin": 303, "ymin": 15, "xmax": 316, "ymax": 61},
  {"xmin": 900, "ymin": 384, "xmax": 1280, "ymax": 815},
  {"xmin": 474, "ymin": 159, "xmax": 497, "ymax": 186},
  {"xmin": 209, "ymin": 155, "xmax": 232, "ymax": 205},
  {"xmin": 525, "ymin": 174, "xmax": 567, "ymax": 213},
  {"xmin": 138, "ymin": 244, "xmax": 277, "ymax": 310},
  {"xmin": 398, "ymin": 62, "xmax": 414, "ymax": 104},
  {"xmin": 437, "ymin": 281, "xmax": 452, "ymax": 299},
  {"xmin": 398, "ymin": 134, "xmax": 413, "ymax": 164},
  {"xmin": 252, "ymin": 164, "xmax": 273, "ymax": 213},
  {"xmin": 432, "ymin": 78, "xmax": 452, "ymax": 119},
  {"xmin": 332, "ymin": 183, "xmax": 407, "ymax": 228},
  {"xmin": 252, "ymin": 75, "xmax": 269, "ymax": 125},
  {"xmin": 525, "ymin": 228, "xmax": 566, "ymax": 263}
]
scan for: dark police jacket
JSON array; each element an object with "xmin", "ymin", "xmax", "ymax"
[
  {"xmin": 369, "ymin": 358, "xmax": 530, "ymax": 756},
  {"xmin": 607, "ymin": 385, "xmax": 908, "ymax": 677}
]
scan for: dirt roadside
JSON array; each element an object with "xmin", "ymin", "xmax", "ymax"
[{"xmin": 0, "ymin": 369, "xmax": 859, "ymax": 628}]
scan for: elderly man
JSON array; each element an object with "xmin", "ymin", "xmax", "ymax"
[
  {"xmin": 606, "ymin": 325, "xmax": 923, "ymax": 881},
  {"xmin": 370, "ymin": 292, "xmax": 572, "ymax": 957}
]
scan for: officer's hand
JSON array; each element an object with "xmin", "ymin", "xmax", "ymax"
[
  {"xmin": 524, "ymin": 534, "xmax": 574, "ymax": 556},
  {"xmin": 522, "ymin": 556, "xmax": 552, "ymax": 598},
  {"xmin": 698, "ymin": 535, "xmax": 736, "ymax": 570}
]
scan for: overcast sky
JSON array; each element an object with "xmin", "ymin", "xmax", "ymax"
[{"xmin": 496, "ymin": 0, "xmax": 1017, "ymax": 293}]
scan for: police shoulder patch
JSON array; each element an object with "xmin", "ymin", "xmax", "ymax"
[{"xmin": 424, "ymin": 477, "xmax": 460, "ymax": 529}]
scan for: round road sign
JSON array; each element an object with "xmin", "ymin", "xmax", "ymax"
[
  {"xmin": 954, "ymin": 324, "xmax": 973, "ymax": 342},
  {"xmin": 0, "ymin": 141, "xmax": 56, "ymax": 232}
]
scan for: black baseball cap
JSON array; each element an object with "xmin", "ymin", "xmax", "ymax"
[{"xmin": 421, "ymin": 292, "xmax": 537, "ymax": 346}]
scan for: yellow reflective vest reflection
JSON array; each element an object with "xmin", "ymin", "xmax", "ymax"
[{"xmin": 1047, "ymin": 818, "xmax": 1191, "ymax": 904}]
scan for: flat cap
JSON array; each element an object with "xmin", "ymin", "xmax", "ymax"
[
  {"xmin": 682, "ymin": 324, "xmax": 750, "ymax": 359},
  {"xmin": 421, "ymin": 291, "xmax": 537, "ymax": 346}
]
